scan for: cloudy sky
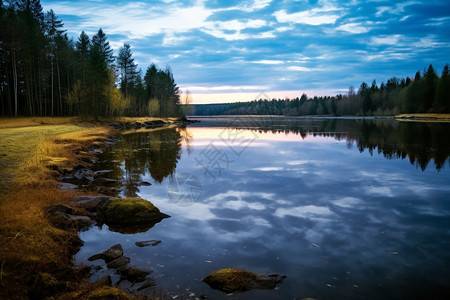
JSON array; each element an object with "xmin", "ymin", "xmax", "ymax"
[{"xmin": 41, "ymin": 0, "xmax": 450, "ymax": 103}]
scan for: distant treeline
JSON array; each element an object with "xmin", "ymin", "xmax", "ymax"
[
  {"xmin": 0, "ymin": 0, "xmax": 182, "ymax": 118},
  {"xmin": 188, "ymin": 64, "xmax": 450, "ymax": 116}
]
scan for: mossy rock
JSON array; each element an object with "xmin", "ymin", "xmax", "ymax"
[
  {"xmin": 104, "ymin": 197, "xmax": 170, "ymax": 225},
  {"xmin": 203, "ymin": 268, "xmax": 286, "ymax": 293},
  {"xmin": 87, "ymin": 286, "xmax": 130, "ymax": 300}
]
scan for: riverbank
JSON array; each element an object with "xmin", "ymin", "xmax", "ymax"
[
  {"xmin": 396, "ymin": 113, "xmax": 450, "ymax": 122},
  {"xmin": 0, "ymin": 117, "xmax": 179, "ymax": 300}
]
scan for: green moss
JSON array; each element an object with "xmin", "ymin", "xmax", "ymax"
[
  {"xmin": 203, "ymin": 268, "xmax": 258, "ymax": 293},
  {"xmin": 105, "ymin": 197, "xmax": 163, "ymax": 224},
  {"xmin": 87, "ymin": 286, "xmax": 130, "ymax": 300}
]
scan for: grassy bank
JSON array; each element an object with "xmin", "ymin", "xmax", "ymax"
[
  {"xmin": 0, "ymin": 117, "xmax": 135, "ymax": 299},
  {"xmin": 396, "ymin": 113, "xmax": 450, "ymax": 122}
]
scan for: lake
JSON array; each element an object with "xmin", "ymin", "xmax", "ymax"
[{"xmin": 76, "ymin": 116, "xmax": 450, "ymax": 299}]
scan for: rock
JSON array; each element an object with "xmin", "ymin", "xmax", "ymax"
[
  {"xmin": 144, "ymin": 120, "xmax": 166, "ymax": 128},
  {"xmin": 135, "ymin": 278, "xmax": 156, "ymax": 291},
  {"xmin": 108, "ymin": 122, "xmax": 125, "ymax": 130},
  {"xmin": 74, "ymin": 168, "xmax": 94, "ymax": 180},
  {"xmin": 117, "ymin": 265, "xmax": 152, "ymax": 283},
  {"xmin": 202, "ymin": 268, "xmax": 286, "ymax": 293},
  {"xmin": 94, "ymin": 170, "xmax": 114, "ymax": 177},
  {"xmin": 107, "ymin": 256, "xmax": 130, "ymax": 269},
  {"xmin": 59, "ymin": 182, "xmax": 78, "ymax": 190},
  {"xmin": 88, "ymin": 253, "xmax": 105, "ymax": 262},
  {"xmin": 135, "ymin": 240, "xmax": 161, "ymax": 247},
  {"xmin": 95, "ymin": 275, "xmax": 112, "ymax": 286},
  {"xmin": 29, "ymin": 273, "xmax": 63, "ymax": 300},
  {"xmin": 73, "ymin": 195, "xmax": 112, "ymax": 213},
  {"xmin": 104, "ymin": 197, "xmax": 170, "ymax": 226},
  {"xmin": 48, "ymin": 210, "xmax": 93, "ymax": 230},
  {"xmin": 104, "ymin": 244, "xmax": 124, "ymax": 262},
  {"xmin": 140, "ymin": 181, "xmax": 152, "ymax": 186},
  {"xmin": 48, "ymin": 204, "xmax": 73, "ymax": 214}
]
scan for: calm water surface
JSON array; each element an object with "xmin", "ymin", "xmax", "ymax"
[{"xmin": 76, "ymin": 117, "xmax": 450, "ymax": 299}]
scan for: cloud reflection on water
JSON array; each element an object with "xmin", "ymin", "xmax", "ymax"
[{"xmin": 77, "ymin": 119, "xmax": 450, "ymax": 300}]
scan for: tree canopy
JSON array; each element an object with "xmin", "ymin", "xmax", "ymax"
[{"xmin": 0, "ymin": 1, "xmax": 182, "ymax": 118}]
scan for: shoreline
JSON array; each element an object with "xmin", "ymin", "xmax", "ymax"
[{"xmin": 0, "ymin": 117, "xmax": 188, "ymax": 300}]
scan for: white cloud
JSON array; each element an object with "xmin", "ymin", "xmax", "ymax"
[
  {"xmin": 238, "ymin": 0, "xmax": 273, "ymax": 12},
  {"xmin": 370, "ymin": 35, "xmax": 402, "ymax": 45},
  {"xmin": 376, "ymin": 1, "xmax": 419, "ymax": 17},
  {"xmin": 184, "ymin": 85, "xmax": 270, "ymax": 92},
  {"xmin": 287, "ymin": 66, "xmax": 320, "ymax": 72},
  {"xmin": 201, "ymin": 19, "xmax": 275, "ymax": 41},
  {"xmin": 251, "ymin": 60, "xmax": 285, "ymax": 64},
  {"xmin": 336, "ymin": 22, "xmax": 370, "ymax": 34},
  {"xmin": 273, "ymin": 8, "xmax": 341, "ymax": 26}
]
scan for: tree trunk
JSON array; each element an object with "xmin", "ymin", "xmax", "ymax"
[
  {"xmin": 56, "ymin": 51, "xmax": 62, "ymax": 115},
  {"xmin": 12, "ymin": 50, "xmax": 18, "ymax": 116}
]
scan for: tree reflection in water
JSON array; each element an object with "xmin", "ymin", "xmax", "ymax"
[{"xmin": 93, "ymin": 119, "xmax": 450, "ymax": 197}]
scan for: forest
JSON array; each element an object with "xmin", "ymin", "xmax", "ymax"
[
  {"xmin": 0, "ymin": 0, "xmax": 181, "ymax": 118},
  {"xmin": 189, "ymin": 64, "xmax": 450, "ymax": 116},
  {"xmin": 2, "ymin": 1, "xmax": 450, "ymax": 119}
]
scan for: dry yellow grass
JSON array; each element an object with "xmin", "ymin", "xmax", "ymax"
[
  {"xmin": 0, "ymin": 121, "xmax": 115, "ymax": 299},
  {"xmin": 0, "ymin": 116, "xmax": 81, "ymax": 129},
  {"xmin": 396, "ymin": 113, "xmax": 450, "ymax": 122},
  {"xmin": 115, "ymin": 116, "xmax": 178, "ymax": 124}
]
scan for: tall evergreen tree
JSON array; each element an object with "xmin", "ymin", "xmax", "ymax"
[
  {"xmin": 92, "ymin": 28, "xmax": 114, "ymax": 67},
  {"xmin": 117, "ymin": 43, "xmax": 138, "ymax": 98}
]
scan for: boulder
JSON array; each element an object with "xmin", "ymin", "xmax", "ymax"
[
  {"xmin": 107, "ymin": 256, "xmax": 130, "ymax": 269},
  {"xmin": 104, "ymin": 197, "xmax": 170, "ymax": 225},
  {"xmin": 73, "ymin": 195, "xmax": 112, "ymax": 213},
  {"xmin": 104, "ymin": 244, "xmax": 124, "ymax": 262},
  {"xmin": 88, "ymin": 253, "xmax": 105, "ymax": 262},
  {"xmin": 94, "ymin": 275, "xmax": 112, "ymax": 286},
  {"xmin": 48, "ymin": 204, "xmax": 73, "ymax": 214},
  {"xmin": 88, "ymin": 243, "xmax": 124, "ymax": 263},
  {"xmin": 48, "ymin": 210, "xmax": 93, "ymax": 230},
  {"xmin": 202, "ymin": 268, "xmax": 286, "ymax": 293}
]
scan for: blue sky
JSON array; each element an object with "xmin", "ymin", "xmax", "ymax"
[{"xmin": 41, "ymin": 0, "xmax": 450, "ymax": 103}]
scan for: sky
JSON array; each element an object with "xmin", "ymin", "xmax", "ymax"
[{"xmin": 40, "ymin": 0, "xmax": 450, "ymax": 104}]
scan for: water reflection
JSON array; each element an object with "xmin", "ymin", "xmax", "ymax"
[
  {"xmin": 78, "ymin": 118, "xmax": 450, "ymax": 300},
  {"xmin": 189, "ymin": 117, "xmax": 450, "ymax": 171},
  {"xmin": 93, "ymin": 127, "xmax": 183, "ymax": 197}
]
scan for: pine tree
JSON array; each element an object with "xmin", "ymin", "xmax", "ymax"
[
  {"xmin": 92, "ymin": 28, "xmax": 114, "ymax": 67},
  {"xmin": 75, "ymin": 31, "xmax": 90, "ymax": 87},
  {"xmin": 44, "ymin": 9, "xmax": 65, "ymax": 115},
  {"xmin": 117, "ymin": 43, "xmax": 138, "ymax": 98}
]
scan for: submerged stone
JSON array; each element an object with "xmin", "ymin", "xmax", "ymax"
[
  {"xmin": 117, "ymin": 265, "xmax": 152, "ymax": 283},
  {"xmin": 202, "ymin": 268, "xmax": 286, "ymax": 293},
  {"xmin": 107, "ymin": 256, "xmax": 130, "ymax": 269},
  {"xmin": 135, "ymin": 240, "xmax": 161, "ymax": 247}
]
